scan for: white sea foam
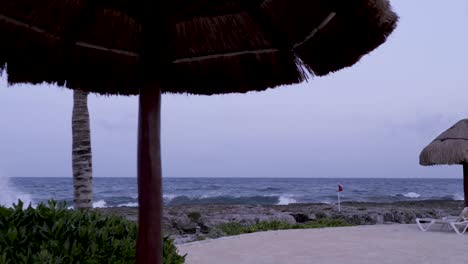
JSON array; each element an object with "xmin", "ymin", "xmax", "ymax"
[
  {"xmin": 321, "ymin": 200, "xmax": 335, "ymax": 205},
  {"xmin": 277, "ymin": 196, "xmax": 297, "ymax": 205},
  {"xmin": 118, "ymin": 202, "xmax": 138, "ymax": 207},
  {"xmin": 163, "ymin": 194, "xmax": 177, "ymax": 201},
  {"xmin": 0, "ymin": 174, "xmax": 34, "ymax": 208},
  {"xmin": 453, "ymin": 193, "xmax": 464, "ymax": 201},
  {"xmin": 403, "ymin": 192, "xmax": 421, "ymax": 198},
  {"xmin": 93, "ymin": 199, "xmax": 107, "ymax": 208}
]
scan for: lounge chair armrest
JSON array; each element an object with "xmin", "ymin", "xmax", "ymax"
[
  {"xmin": 450, "ymin": 221, "xmax": 468, "ymax": 235},
  {"xmin": 442, "ymin": 216, "xmax": 458, "ymax": 220},
  {"xmin": 452, "ymin": 220, "xmax": 468, "ymax": 226}
]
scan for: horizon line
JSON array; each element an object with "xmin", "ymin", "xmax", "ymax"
[{"xmin": 7, "ymin": 176, "xmax": 462, "ymax": 180}]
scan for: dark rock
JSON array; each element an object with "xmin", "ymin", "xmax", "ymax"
[
  {"xmin": 97, "ymin": 200, "xmax": 465, "ymax": 244},
  {"xmin": 308, "ymin": 213, "xmax": 317, "ymax": 221},
  {"xmin": 315, "ymin": 212, "xmax": 330, "ymax": 219},
  {"xmin": 290, "ymin": 213, "xmax": 310, "ymax": 223},
  {"xmin": 172, "ymin": 215, "xmax": 198, "ymax": 234}
]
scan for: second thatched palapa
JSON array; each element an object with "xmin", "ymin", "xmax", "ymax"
[
  {"xmin": 420, "ymin": 119, "xmax": 468, "ymax": 207},
  {"xmin": 420, "ymin": 119, "xmax": 468, "ymax": 166},
  {"xmin": 0, "ymin": 0, "xmax": 398, "ymax": 263}
]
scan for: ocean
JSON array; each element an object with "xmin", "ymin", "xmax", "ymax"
[{"xmin": 0, "ymin": 177, "xmax": 463, "ymax": 208}]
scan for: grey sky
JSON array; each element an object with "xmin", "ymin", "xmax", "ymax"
[{"xmin": 1, "ymin": 0, "xmax": 467, "ymax": 178}]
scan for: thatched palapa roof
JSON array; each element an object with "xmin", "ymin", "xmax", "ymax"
[
  {"xmin": 0, "ymin": 0, "xmax": 398, "ymax": 95},
  {"xmin": 420, "ymin": 119, "xmax": 468, "ymax": 166}
]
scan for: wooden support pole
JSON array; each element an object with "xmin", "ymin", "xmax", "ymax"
[
  {"xmin": 136, "ymin": 85, "xmax": 162, "ymax": 264},
  {"xmin": 137, "ymin": 0, "xmax": 173, "ymax": 261},
  {"xmin": 464, "ymin": 163, "xmax": 468, "ymax": 207}
]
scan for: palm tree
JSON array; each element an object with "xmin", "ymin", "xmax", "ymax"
[{"xmin": 72, "ymin": 90, "xmax": 93, "ymax": 209}]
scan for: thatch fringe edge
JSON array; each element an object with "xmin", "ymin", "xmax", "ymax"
[{"xmin": 420, "ymin": 139, "xmax": 468, "ymax": 166}]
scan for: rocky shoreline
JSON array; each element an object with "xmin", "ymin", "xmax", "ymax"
[{"xmin": 98, "ymin": 200, "xmax": 465, "ymax": 243}]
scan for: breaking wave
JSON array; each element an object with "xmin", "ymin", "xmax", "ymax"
[
  {"xmin": 70, "ymin": 195, "xmax": 300, "ymax": 208},
  {"xmin": 165, "ymin": 195, "xmax": 298, "ymax": 206},
  {"xmin": 93, "ymin": 199, "xmax": 107, "ymax": 208},
  {"xmin": 277, "ymin": 196, "xmax": 297, "ymax": 205},
  {"xmin": 0, "ymin": 175, "xmax": 34, "ymax": 208},
  {"xmin": 450, "ymin": 193, "xmax": 463, "ymax": 201},
  {"xmin": 402, "ymin": 192, "xmax": 421, "ymax": 198},
  {"xmin": 117, "ymin": 202, "xmax": 138, "ymax": 207}
]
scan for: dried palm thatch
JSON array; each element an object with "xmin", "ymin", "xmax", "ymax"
[
  {"xmin": 0, "ymin": 0, "xmax": 398, "ymax": 95},
  {"xmin": 420, "ymin": 119, "xmax": 468, "ymax": 166}
]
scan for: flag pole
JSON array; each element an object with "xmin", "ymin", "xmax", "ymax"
[
  {"xmin": 338, "ymin": 190, "xmax": 341, "ymax": 212},
  {"xmin": 337, "ymin": 183, "xmax": 343, "ymax": 213}
]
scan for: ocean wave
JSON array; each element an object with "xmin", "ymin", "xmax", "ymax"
[
  {"xmin": 0, "ymin": 176, "xmax": 34, "ymax": 208},
  {"xmin": 205, "ymin": 185, "xmax": 222, "ymax": 190},
  {"xmin": 277, "ymin": 196, "xmax": 297, "ymax": 205},
  {"xmin": 319, "ymin": 200, "xmax": 335, "ymax": 205},
  {"xmin": 442, "ymin": 193, "xmax": 464, "ymax": 201},
  {"xmin": 66, "ymin": 192, "xmax": 465, "ymax": 209},
  {"xmin": 402, "ymin": 192, "xmax": 421, "ymax": 198},
  {"xmin": 90, "ymin": 194, "xmax": 300, "ymax": 207},
  {"xmin": 256, "ymin": 187, "xmax": 282, "ymax": 192},
  {"xmin": 66, "ymin": 200, "xmax": 113, "ymax": 209},
  {"xmin": 166, "ymin": 195, "xmax": 283, "ymax": 205},
  {"xmin": 118, "ymin": 202, "xmax": 138, "ymax": 207},
  {"xmin": 93, "ymin": 200, "xmax": 107, "ymax": 208},
  {"xmin": 163, "ymin": 194, "xmax": 178, "ymax": 201}
]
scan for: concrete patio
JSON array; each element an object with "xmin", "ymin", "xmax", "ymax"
[{"xmin": 178, "ymin": 224, "xmax": 468, "ymax": 264}]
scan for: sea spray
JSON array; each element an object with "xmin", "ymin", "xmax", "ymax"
[
  {"xmin": 67, "ymin": 199, "xmax": 108, "ymax": 209},
  {"xmin": 92, "ymin": 199, "xmax": 107, "ymax": 208},
  {"xmin": 276, "ymin": 196, "xmax": 297, "ymax": 205},
  {"xmin": 0, "ymin": 174, "xmax": 33, "ymax": 207},
  {"xmin": 403, "ymin": 192, "xmax": 421, "ymax": 199},
  {"xmin": 452, "ymin": 193, "xmax": 464, "ymax": 201},
  {"xmin": 118, "ymin": 202, "xmax": 138, "ymax": 207}
]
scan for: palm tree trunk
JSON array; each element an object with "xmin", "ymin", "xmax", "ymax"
[{"xmin": 72, "ymin": 90, "xmax": 93, "ymax": 209}]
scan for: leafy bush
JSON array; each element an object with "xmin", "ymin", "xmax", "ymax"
[
  {"xmin": 218, "ymin": 219, "xmax": 351, "ymax": 236},
  {"xmin": 187, "ymin": 212, "xmax": 201, "ymax": 222},
  {"xmin": 0, "ymin": 200, "xmax": 185, "ymax": 264}
]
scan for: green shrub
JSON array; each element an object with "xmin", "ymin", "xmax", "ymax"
[
  {"xmin": 0, "ymin": 200, "xmax": 185, "ymax": 264},
  {"xmin": 217, "ymin": 222, "xmax": 245, "ymax": 236},
  {"xmin": 300, "ymin": 218, "xmax": 351, "ymax": 228},
  {"xmin": 218, "ymin": 218, "xmax": 351, "ymax": 236},
  {"xmin": 187, "ymin": 212, "xmax": 201, "ymax": 223}
]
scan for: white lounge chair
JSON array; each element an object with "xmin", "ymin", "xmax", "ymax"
[{"xmin": 416, "ymin": 207, "xmax": 468, "ymax": 235}]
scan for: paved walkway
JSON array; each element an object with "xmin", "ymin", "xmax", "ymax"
[{"xmin": 178, "ymin": 224, "xmax": 468, "ymax": 264}]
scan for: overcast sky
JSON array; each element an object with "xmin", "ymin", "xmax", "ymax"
[{"xmin": 0, "ymin": 0, "xmax": 467, "ymax": 179}]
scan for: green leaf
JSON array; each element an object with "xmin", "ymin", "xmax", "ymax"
[
  {"xmin": 0, "ymin": 200, "xmax": 185, "ymax": 264},
  {"xmin": 6, "ymin": 227, "xmax": 17, "ymax": 242}
]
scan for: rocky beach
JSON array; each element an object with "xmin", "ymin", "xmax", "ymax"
[{"xmin": 99, "ymin": 200, "xmax": 465, "ymax": 243}]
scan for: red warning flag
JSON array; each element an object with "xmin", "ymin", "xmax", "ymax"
[{"xmin": 338, "ymin": 184, "xmax": 343, "ymax": 192}]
